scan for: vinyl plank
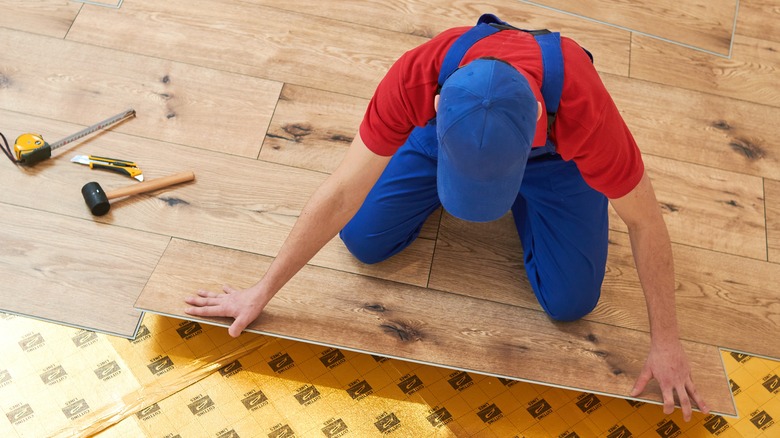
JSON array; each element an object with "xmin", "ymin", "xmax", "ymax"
[
  {"xmin": 252, "ymin": 0, "xmax": 631, "ymax": 77},
  {"xmin": 736, "ymin": 0, "xmax": 780, "ymax": 43},
  {"xmin": 611, "ymin": 154, "xmax": 766, "ymax": 260},
  {"xmin": 428, "ymin": 152, "xmax": 767, "ymax": 266},
  {"xmin": 261, "ymin": 84, "xmax": 363, "ymax": 173},
  {"xmin": 630, "ymin": 33, "xmax": 780, "ymax": 108},
  {"xmin": 0, "ymin": 28, "xmax": 281, "ymax": 158},
  {"xmin": 523, "ymin": 0, "xmax": 736, "ymax": 55},
  {"xmin": 604, "ymin": 73, "xmax": 780, "ymax": 180},
  {"xmin": 430, "ymin": 216, "xmax": 780, "ymax": 360},
  {"xmin": 0, "ymin": 202, "xmax": 169, "ymax": 337},
  {"xmin": 0, "ymin": 0, "xmax": 81, "ymax": 38},
  {"xmin": 0, "ymin": 110, "xmax": 434, "ymax": 288},
  {"xmin": 260, "ymin": 83, "xmax": 441, "ymax": 242},
  {"xmin": 66, "ymin": 0, "xmax": 427, "ymax": 99},
  {"xmin": 601, "ymin": 232, "xmax": 780, "ymax": 359},
  {"xmin": 135, "ymin": 238, "xmax": 735, "ymax": 415},
  {"xmin": 767, "ymin": 179, "xmax": 780, "ymax": 264}
]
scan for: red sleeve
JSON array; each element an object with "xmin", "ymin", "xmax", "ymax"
[
  {"xmin": 359, "ymin": 28, "xmax": 467, "ymax": 156},
  {"xmin": 554, "ymin": 38, "xmax": 644, "ymax": 199}
]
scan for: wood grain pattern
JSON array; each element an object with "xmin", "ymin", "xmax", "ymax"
[
  {"xmin": 630, "ymin": 33, "xmax": 780, "ymax": 108},
  {"xmin": 261, "ymin": 84, "xmax": 363, "ymax": 173},
  {"xmin": 0, "ymin": 110, "xmax": 435, "ymax": 288},
  {"xmin": 767, "ymin": 179, "xmax": 780, "ymax": 264},
  {"xmin": 136, "ymin": 238, "xmax": 735, "ymax": 415},
  {"xmin": 254, "ymin": 0, "xmax": 632, "ymax": 77},
  {"xmin": 0, "ymin": 202, "xmax": 169, "ymax": 337},
  {"xmin": 612, "ymin": 154, "xmax": 766, "ymax": 260},
  {"xmin": 604, "ymin": 73, "xmax": 780, "ymax": 180},
  {"xmin": 3, "ymin": 0, "xmax": 776, "ymax": 416},
  {"xmin": 66, "ymin": 0, "xmax": 427, "ymax": 99},
  {"xmin": 0, "ymin": 0, "xmax": 81, "ymax": 38},
  {"xmin": 0, "ymin": 28, "xmax": 281, "ymax": 158},
  {"xmin": 430, "ymin": 217, "xmax": 780, "ymax": 359},
  {"xmin": 735, "ymin": 0, "xmax": 780, "ymax": 43},
  {"xmin": 261, "ymin": 83, "xmax": 441, "ymax": 242},
  {"xmin": 523, "ymin": 0, "xmax": 736, "ymax": 55},
  {"xmin": 601, "ymin": 233, "xmax": 780, "ymax": 358}
]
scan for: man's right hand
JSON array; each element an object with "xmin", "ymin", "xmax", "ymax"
[{"xmin": 185, "ymin": 284, "xmax": 270, "ymax": 337}]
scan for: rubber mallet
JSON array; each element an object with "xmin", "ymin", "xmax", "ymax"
[{"xmin": 81, "ymin": 171, "xmax": 195, "ymax": 216}]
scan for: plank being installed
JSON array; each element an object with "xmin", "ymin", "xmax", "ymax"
[
  {"xmin": 0, "ymin": 203, "xmax": 169, "ymax": 337},
  {"xmin": 135, "ymin": 238, "xmax": 736, "ymax": 416}
]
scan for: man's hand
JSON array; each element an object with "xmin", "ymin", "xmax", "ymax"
[
  {"xmin": 631, "ymin": 339, "xmax": 709, "ymax": 421},
  {"xmin": 184, "ymin": 285, "xmax": 271, "ymax": 337}
]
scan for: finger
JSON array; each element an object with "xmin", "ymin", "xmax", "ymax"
[
  {"xmin": 223, "ymin": 284, "xmax": 240, "ymax": 294},
  {"xmin": 228, "ymin": 316, "xmax": 250, "ymax": 338},
  {"xmin": 676, "ymin": 385, "xmax": 692, "ymax": 422},
  {"xmin": 183, "ymin": 296, "xmax": 221, "ymax": 307},
  {"xmin": 686, "ymin": 378, "xmax": 709, "ymax": 415},
  {"xmin": 195, "ymin": 290, "xmax": 221, "ymax": 298},
  {"xmin": 185, "ymin": 290, "xmax": 220, "ymax": 304},
  {"xmin": 661, "ymin": 386, "xmax": 676, "ymax": 415},
  {"xmin": 631, "ymin": 366, "xmax": 653, "ymax": 396},
  {"xmin": 185, "ymin": 305, "xmax": 229, "ymax": 317}
]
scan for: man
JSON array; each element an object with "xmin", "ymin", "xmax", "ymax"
[{"xmin": 185, "ymin": 15, "xmax": 708, "ymax": 421}]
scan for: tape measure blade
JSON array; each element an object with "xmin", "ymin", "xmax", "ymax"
[{"xmin": 49, "ymin": 109, "xmax": 135, "ymax": 150}]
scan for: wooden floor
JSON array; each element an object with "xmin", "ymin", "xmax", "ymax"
[{"xmin": 1, "ymin": 0, "xmax": 779, "ymax": 419}]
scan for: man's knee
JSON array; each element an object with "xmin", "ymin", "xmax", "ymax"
[
  {"xmin": 535, "ymin": 278, "xmax": 602, "ymax": 322},
  {"xmin": 339, "ymin": 227, "xmax": 392, "ymax": 265}
]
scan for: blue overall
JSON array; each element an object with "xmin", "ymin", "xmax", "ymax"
[{"xmin": 340, "ymin": 15, "xmax": 609, "ymax": 321}]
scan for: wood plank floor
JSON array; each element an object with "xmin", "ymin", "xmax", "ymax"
[
  {"xmin": 0, "ymin": 203, "xmax": 168, "ymax": 337},
  {"xmin": 3, "ymin": 0, "xmax": 779, "ymax": 420},
  {"xmin": 521, "ymin": 0, "xmax": 737, "ymax": 55}
]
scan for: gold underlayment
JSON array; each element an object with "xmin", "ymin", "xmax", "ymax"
[{"xmin": 1, "ymin": 312, "xmax": 777, "ymax": 438}]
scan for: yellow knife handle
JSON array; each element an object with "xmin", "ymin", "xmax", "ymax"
[{"xmin": 89, "ymin": 162, "xmax": 143, "ymax": 179}]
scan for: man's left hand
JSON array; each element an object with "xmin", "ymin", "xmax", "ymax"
[{"xmin": 631, "ymin": 340, "xmax": 710, "ymax": 421}]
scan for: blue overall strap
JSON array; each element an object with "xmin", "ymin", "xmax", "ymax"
[
  {"xmin": 437, "ymin": 14, "xmax": 507, "ymax": 87},
  {"xmin": 534, "ymin": 32, "xmax": 564, "ymax": 131}
]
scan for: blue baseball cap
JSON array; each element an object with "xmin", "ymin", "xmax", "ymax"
[{"xmin": 436, "ymin": 58, "xmax": 538, "ymax": 222}]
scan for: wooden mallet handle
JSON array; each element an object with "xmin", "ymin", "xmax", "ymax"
[
  {"xmin": 106, "ymin": 171, "xmax": 195, "ymax": 200},
  {"xmin": 82, "ymin": 171, "xmax": 196, "ymax": 216}
]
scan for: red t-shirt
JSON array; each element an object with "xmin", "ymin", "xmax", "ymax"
[{"xmin": 359, "ymin": 26, "xmax": 644, "ymax": 199}]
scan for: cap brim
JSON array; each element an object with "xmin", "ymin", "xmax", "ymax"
[{"xmin": 437, "ymin": 147, "xmax": 526, "ymax": 222}]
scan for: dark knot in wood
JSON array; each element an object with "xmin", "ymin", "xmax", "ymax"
[
  {"xmin": 660, "ymin": 202, "xmax": 680, "ymax": 213},
  {"xmin": 160, "ymin": 197, "xmax": 190, "ymax": 207},
  {"xmin": 711, "ymin": 120, "xmax": 731, "ymax": 130},
  {"xmin": 364, "ymin": 303, "xmax": 386, "ymax": 313},
  {"xmin": 729, "ymin": 138, "xmax": 765, "ymax": 160},
  {"xmin": 380, "ymin": 321, "xmax": 422, "ymax": 342},
  {"xmin": 282, "ymin": 123, "xmax": 312, "ymax": 142}
]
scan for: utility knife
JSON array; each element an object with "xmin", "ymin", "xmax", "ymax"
[{"xmin": 71, "ymin": 155, "xmax": 144, "ymax": 181}]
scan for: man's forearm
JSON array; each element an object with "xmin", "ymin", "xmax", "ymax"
[
  {"xmin": 627, "ymin": 217, "xmax": 680, "ymax": 345},
  {"xmin": 253, "ymin": 133, "xmax": 392, "ymax": 299}
]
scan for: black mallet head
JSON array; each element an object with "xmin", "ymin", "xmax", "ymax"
[{"xmin": 81, "ymin": 181, "xmax": 111, "ymax": 216}]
